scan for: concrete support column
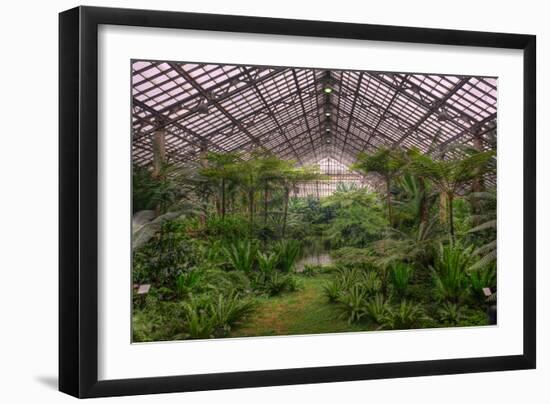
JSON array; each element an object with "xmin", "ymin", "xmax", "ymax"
[{"xmin": 152, "ymin": 129, "xmax": 166, "ymax": 178}]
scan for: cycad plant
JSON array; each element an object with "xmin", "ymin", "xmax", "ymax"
[
  {"xmin": 437, "ymin": 302, "xmax": 466, "ymax": 326},
  {"xmin": 257, "ymin": 251, "xmax": 278, "ymax": 274},
  {"xmin": 382, "ymin": 301, "xmax": 427, "ymax": 330},
  {"xmin": 182, "ymin": 299, "xmax": 216, "ymax": 339},
  {"xmin": 431, "ymin": 243, "xmax": 473, "ymax": 304},
  {"xmin": 274, "ymin": 239, "xmax": 301, "ymax": 272},
  {"xmin": 223, "ymin": 240, "xmax": 257, "ymax": 273},
  {"xmin": 468, "ymin": 263, "xmax": 496, "ymax": 303},
  {"xmin": 365, "ymin": 294, "xmax": 391, "ymax": 327},
  {"xmin": 210, "ymin": 293, "xmax": 256, "ymax": 333},
  {"xmin": 390, "ymin": 262, "xmax": 413, "ymax": 297},
  {"xmin": 338, "ymin": 285, "xmax": 368, "ymax": 324}
]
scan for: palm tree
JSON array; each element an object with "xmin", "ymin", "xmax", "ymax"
[
  {"xmin": 279, "ymin": 164, "xmax": 324, "ymax": 237},
  {"xmin": 353, "ymin": 147, "xmax": 406, "ymax": 226},
  {"xmin": 409, "ymin": 148, "xmax": 495, "ymax": 242},
  {"xmin": 256, "ymin": 152, "xmax": 290, "ymax": 225},
  {"xmin": 200, "ymin": 152, "xmax": 239, "ymax": 220}
]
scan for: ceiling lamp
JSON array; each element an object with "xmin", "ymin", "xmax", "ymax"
[
  {"xmin": 196, "ymin": 99, "xmax": 210, "ymax": 115},
  {"xmin": 436, "ymin": 107, "xmax": 451, "ymax": 122},
  {"xmin": 321, "ymin": 71, "xmax": 336, "ymax": 95}
]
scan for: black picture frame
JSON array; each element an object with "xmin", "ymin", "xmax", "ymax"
[{"xmin": 59, "ymin": 5, "xmax": 536, "ymax": 398}]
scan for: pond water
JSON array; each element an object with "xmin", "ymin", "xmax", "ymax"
[{"xmin": 295, "ymin": 239, "xmax": 333, "ymax": 272}]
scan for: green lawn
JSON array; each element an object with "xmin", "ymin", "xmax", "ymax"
[{"xmin": 229, "ymin": 274, "xmax": 373, "ymax": 338}]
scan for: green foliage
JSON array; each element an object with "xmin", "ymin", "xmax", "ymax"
[
  {"xmin": 322, "ymin": 279, "xmax": 343, "ymax": 303},
  {"xmin": 224, "ymin": 240, "xmax": 257, "ymax": 273},
  {"xmin": 132, "ymin": 146, "xmax": 498, "ymax": 341},
  {"xmin": 257, "ymin": 251, "xmax": 278, "ymax": 274},
  {"xmin": 432, "ymin": 243, "xmax": 474, "ymax": 303},
  {"xmin": 175, "ymin": 270, "xmax": 201, "ymax": 298},
  {"xmin": 183, "ymin": 299, "xmax": 217, "ymax": 339},
  {"xmin": 322, "ymin": 188, "xmax": 387, "ymax": 247},
  {"xmin": 382, "ymin": 301, "xmax": 428, "ymax": 330},
  {"xmin": 209, "ymin": 293, "xmax": 257, "ymax": 333},
  {"xmin": 274, "ymin": 239, "xmax": 301, "ymax": 272},
  {"xmin": 133, "ymin": 219, "xmax": 202, "ymax": 286},
  {"xmin": 390, "ymin": 262, "xmax": 413, "ymax": 297},
  {"xmin": 330, "ymin": 247, "xmax": 376, "ymax": 270},
  {"xmin": 437, "ymin": 302, "xmax": 466, "ymax": 326},
  {"xmin": 337, "ymin": 285, "xmax": 369, "ymax": 324},
  {"xmin": 365, "ymin": 294, "xmax": 392, "ymax": 326},
  {"xmin": 255, "ymin": 272, "xmax": 300, "ymax": 296},
  {"xmin": 468, "ymin": 264, "xmax": 496, "ymax": 303},
  {"xmin": 204, "ymin": 215, "xmax": 250, "ymax": 242}
]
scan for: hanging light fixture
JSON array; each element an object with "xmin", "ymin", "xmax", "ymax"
[
  {"xmin": 321, "ymin": 71, "xmax": 335, "ymax": 95},
  {"xmin": 196, "ymin": 98, "xmax": 210, "ymax": 115}
]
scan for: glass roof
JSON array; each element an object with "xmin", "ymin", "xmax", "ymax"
[{"xmin": 132, "ymin": 60, "xmax": 497, "ymax": 172}]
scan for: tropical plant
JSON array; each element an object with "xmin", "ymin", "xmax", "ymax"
[
  {"xmin": 337, "ymin": 285, "xmax": 368, "ymax": 324},
  {"xmin": 322, "ymin": 279, "xmax": 344, "ymax": 302},
  {"xmin": 365, "ymin": 294, "xmax": 392, "ymax": 326},
  {"xmin": 210, "ymin": 293, "xmax": 256, "ymax": 333},
  {"xmin": 223, "ymin": 240, "xmax": 257, "ymax": 273},
  {"xmin": 382, "ymin": 301, "xmax": 427, "ymax": 329},
  {"xmin": 182, "ymin": 298, "xmax": 216, "ymax": 339},
  {"xmin": 467, "ymin": 190, "xmax": 497, "ymax": 270},
  {"xmin": 437, "ymin": 302, "xmax": 466, "ymax": 326},
  {"xmin": 468, "ymin": 264, "xmax": 496, "ymax": 303},
  {"xmin": 200, "ymin": 152, "xmax": 240, "ymax": 219},
  {"xmin": 408, "ymin": 148, "xmax": 495, "ymax": 241},
  {"xmin": 274, "ymin": 239, "xmax": 301, "ymax": 272},
  {"xmin": 363, "ymin": 270, "xmax": 383, "ymax": 295},
  {"xmin": 175, "ymin": 270, "xmax": 201, "ymax": 297},
  {"xmin": 370, "ymin": 218, "xmax": 441, "ymax": 268},
  {"xmin": 390, "ymin": 262, "xmax": 413, "ymax": 297},
  {"xmin": 431, "ymin": 243, "xmax": 474, "ymax": 303},
  {"xmin": 353, "ymin": 146, "xmax": 407, "ymax": 225},
  {"xmin": 279, "ymin": 164, "xmax": 325, "ymax": 237},
  {"xmin": 257, "ymin": 251, "xmax": 278, "ymax": 274}
]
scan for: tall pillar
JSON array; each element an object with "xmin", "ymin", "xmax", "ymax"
[{"xmin": 152, "ymin": 129, "xmax": 166, "ymax": 178}]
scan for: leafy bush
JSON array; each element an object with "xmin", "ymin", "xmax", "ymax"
[
  {"xmin": 365, "ymin": 294, "xmax": 392, "ymax": 326},
  {"xmin": 437, "ymin": 302, "xmax": 466, "ymax": 326},
  {"xmin": 257, "ymin": 251, "xmax": 278, "ymax": 274},
  {"xmin": 468, "ymin": 264, "xmax": 496, "ymax": 303},
  {"xmin": 224, "ymin": 240, "xmax": 257, "ymax": 273},
  {"xmin": 133, "ymin": 220, "xmax": 203, "ymax": 286},
  {"xmin": 390, "ymin": 262, "xmax": 413, "ymax": 297},
  {"xmin": 210, "ymin": 293, "xmax": 257, "ymax": 333},
  {"xmin": 175, "ymin": 270, "xmax": 202, "ymax": 297},
  {"xmin": 432, "ymin": 243, "xmax": 473, "ymax": 303},
  {"xmin": 330, "ymin": 247, "xmax": 376, "ymax": 270},
  {"xmin": 322, "ymin": 279, "xmax": 343, "ymax": 303},
  {"xmin": 337, "ymin": 285, "xmax": 368, "ymax": 324},
  {"xmin": 274, "ymin": 239, "xmax": 301, "ymax": 272},
  {"xmin": 183, "ymin": 299, "xmax": 217, "ymax": 339},
  {"xmin": 204, "ymin": 215, "xmax": 250, "ymax": 242},
  {"xmin": 363, "ymin": 270, "xmax": 383, "ymax": 295},
  {"xmin": 382, "ymin": 301, "xmax": 428, "ymax": 330}
]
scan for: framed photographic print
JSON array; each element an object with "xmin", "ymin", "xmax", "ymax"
[{"xmin": 59, "ymin": 6, "xmax": 536, "ymax": 398}]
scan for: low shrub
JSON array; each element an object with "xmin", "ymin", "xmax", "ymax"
[
  {"xmin": 390, "ymin": 262, "xmax": 413, "ymax": 297},
  {"xmin": 337, "ymin": 285, "xmax": 368, "ymax": 324},
  {"xmin": 382, "ymin": 301, "xmax": 428, "ymax": 330}
]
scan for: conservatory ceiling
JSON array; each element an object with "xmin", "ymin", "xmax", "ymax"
[{"xmin": 131, "ymin": 60, "xmax": 497, "ymax": 171}]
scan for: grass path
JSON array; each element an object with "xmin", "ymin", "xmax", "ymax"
[{"xmin": 229, "ymin": 275, "xmax": 371, "ymax": 338}]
